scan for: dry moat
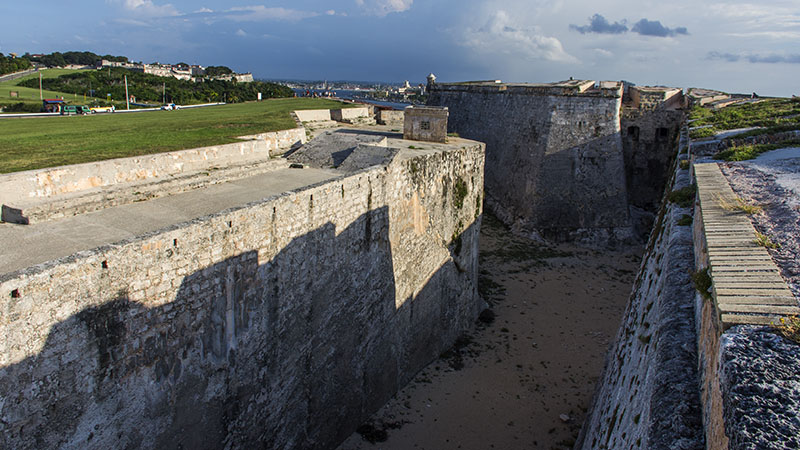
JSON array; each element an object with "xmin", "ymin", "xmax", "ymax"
[{"xmin": 340, "ymin": 215, "xmax": 641, "ymax": 450}]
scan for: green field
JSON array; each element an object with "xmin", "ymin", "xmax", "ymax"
[
  {"xmin": 0, "ymin": 98, "xmax": 351, "ymax": 173},
  {"xmin": 688, "ymin": 98, "xmax": 800, "ymax": 139},
  {"xmin": 0, "ymin": 69, "xmax": 90, "ymax": 106}
]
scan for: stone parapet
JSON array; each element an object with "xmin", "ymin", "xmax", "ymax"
[
  {"xmin": 692, "ymin": 162, "xmax": 800, "ymax": 450},
  {"xmin": 0, "ymin": 128, "xmax": 305, "ymax": 224}
]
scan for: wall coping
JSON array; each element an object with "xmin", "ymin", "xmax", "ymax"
[{"xmin": 693, "ymin": 162, "xmax": 800, "ymax": 328}]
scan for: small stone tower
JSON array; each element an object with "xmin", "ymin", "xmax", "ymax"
[{"xmin": 426, "ymin": 73, "xmax": 436, "ymax": 93}]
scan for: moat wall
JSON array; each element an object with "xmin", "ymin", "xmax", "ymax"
[
  {"xmin": 0, "ymin": 144, "xmax": 485, "ymax": 449},
  {"xmin": 575, "ymin": 158, "xmax": 704, "ymax": 450},
  {"xmin": 428, "ymin": 82, "xmax": 632, "ymax": 244}
]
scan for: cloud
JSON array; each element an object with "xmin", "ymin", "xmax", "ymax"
[
  {"xmin": 461, "ymin": 10, "xmax": 576, "ymax": 63},
  {"xmin": 225, "ymin": 6, "xmax": 319, "ymax": 22},
  {"xmin": 569, "ymin": 14, "xmax": 627, "ymax": 34},
  {"xmin": 122, "ymin": 0, "xmax": 179, "ymax": 17},
  {"xmin": 195, "ymin": 7, "xmax": 213, "ymax": 13},
  {"xmin": 706, "ymin": 51, "xmax": 741, "ymax": 62},
  {"xmin": 708, "ymin": 51, "xmax": 800, "ymax": 64},
  {"xmin": 236, "ymin": 29, "xmax": 247, "ymax": 37},
  {"xmin": 631, "ymin": 19, "xmax": 688, "ymax": 37},
  {"xmin": 355, "ymin": 0, "xmax": 413, "ymax": 17}
]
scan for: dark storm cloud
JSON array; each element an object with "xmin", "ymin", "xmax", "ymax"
[
  {"xmin": 569, "ymin": 14, "xmax": 627, "ymax": 34},
  {"xmin": 631, "ymin": 19, "xmax": 688, "ymax": 37}
]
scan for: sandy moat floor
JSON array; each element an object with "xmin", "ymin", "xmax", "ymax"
[{"xmin": 338, "ymin": 215, "xmax": 642, "ymax": 450}]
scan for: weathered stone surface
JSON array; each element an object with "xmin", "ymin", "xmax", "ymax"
[
  {"xmin": 0, "ymin": 128, "xmax": 305, "ymax": 224},
  {"xmin": 0, "ymin": 137, "xmax": 486, "ymax": 450},
  {"xmin": 337, "ymin": 145, "xmax": 398, "ymax": 173},
  {"xmin": 428, "ymin": 81, "xmax": 633, "ymax": 245},
  {"xmin": 576, "ymin": 154, "xmax": 703, "ymax": 450},
  {"xmin": 288, "ymin": 129, "xmax": 387, "ymax": 169},
  {"xmin": 403, "ymin": 106, "xmax": 448, "ymax": 143},
  {"xmin": 719, "ymin": 326, "xmax": 800, "ymax": 450}
]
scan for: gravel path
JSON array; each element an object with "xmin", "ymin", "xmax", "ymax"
[{"xmin": 719, "ymin": 147, "xmax": 800, "ymax": 299}]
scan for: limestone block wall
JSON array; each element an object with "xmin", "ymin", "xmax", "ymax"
[
  {"xmin": 575, "ymin": 159, "xmax": 703, "ymax": 450},
  {"xmin": 330, "ymin": 107, "xmax": 369, "ymax": 121},
  {"xmin": 428, "ymin": 83, "xmax": 632, "ymax": 244},
  {"xmin": 294, "ymin": 109, "xmax": 332, "ymax": 122},
  {"xmin": 378, "ymin": 109, "xmax": 404, "ymax": 126},
  {"xmin": 0, "ymin": 128, "xmax": 305, "ymax": 206},
  {"xmin": 621, "ymin": 109, "xmax": 685, "ymax": 212},
  {"xmin": 0, "ymin": 143, "xmax": 485, "ymax": 450}
]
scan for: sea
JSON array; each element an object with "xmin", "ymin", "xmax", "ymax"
[{"xmin": 291, "ymin": 89, "xmax": 411, "ymax": 110}]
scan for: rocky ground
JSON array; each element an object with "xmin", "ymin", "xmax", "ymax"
[
  {"xmin": 719, "ymin": 147, "xmax": 800, "ymax": 298},
  {"xmin": 337, "ymin": 214, "xmax": 641, "ymax": 450}
]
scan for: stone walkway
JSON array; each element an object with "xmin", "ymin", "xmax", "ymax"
[
  {"xmin": 694, "ymin": 163, "xmax": 800, "ymax": 326},
  {"xmin": 0, "ymin": 166, "xmax": 340, "ymax": 276}
]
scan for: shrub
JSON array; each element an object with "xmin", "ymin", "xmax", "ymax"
[
  {"xmin": 691, "ymin": 268, "xmax": 713, "ymax": 301},
  {"xmin": 716, "ymin": 195, "xmax": 762, "ymax": 214},
  {"xmin": 668, "ymin": 184, "xmax": 697, "ymax": 208},
  {"xmin": 754, "ymin": 232, "xmax": 780, "ymax": 249},
  {"xmin": 773, "ymin": 316, "xmax": 800, "ymax": 344},
  {"xmin": 677, "ymin": 214, "xmax": 693, "ymax": 226}
]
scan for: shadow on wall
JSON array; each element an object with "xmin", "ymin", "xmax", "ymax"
[
  {"xmin": 0, "ymin": 207, "xmax": 480, "ymax": 450},
  {"xmin": 428, "ymin": 92, "xmax": 631, "ymax": 241}
]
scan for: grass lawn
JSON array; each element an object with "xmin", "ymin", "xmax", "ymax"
[
  {"xmin": 0, "ymin": 69, "xmax": 90, "ymax": 106},
  {"xmin": 0, "ymin": 97, "xmax": 352, "ymax": 173},
  {"xmin": 688, "ymin": 98, "xmax": 800, "ymax": 138}
]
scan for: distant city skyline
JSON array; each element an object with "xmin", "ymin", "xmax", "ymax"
[{"xmin": 1, "ymin": 0, "xmax": 798, "ymax": 96}]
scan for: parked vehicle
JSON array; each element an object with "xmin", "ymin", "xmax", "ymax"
[
  {"xmin": 62, "ymin": 105, "xmax": 91, "ymax": 115},
  {"xmin": 160, "ymin": 103, "xmax": 179, "ymax": 110},
  {"xmin": 90, "ymin": 106, "xmax": 115, "ymax": 114}
]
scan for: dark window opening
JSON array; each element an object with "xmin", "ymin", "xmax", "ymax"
[
  {"xmin": 101, "ymin": 260, "xmax": 108, "ymax": 269},
  {"xmin": 658, "ymin": 127, "xmax": 669, "ymax": 139},
  {"xmin": 420, "ymin": 121, "xmax": 431, "ymax": 131},
  {"xmin": 628, "ymin": 126, "xmax": 640, "ymax": 140},
  {"xmin": 11, "ymin": 289, "xmax": 20, "ymax": 298}
]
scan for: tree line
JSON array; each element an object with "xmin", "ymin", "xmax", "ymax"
[
  {"xmin": 18, "ymin": 67, "xmax": 293, "ymax": 105},
  {"xmin": 27, "ymin": 51, "xmax": 128, "ymax": 68},
  {"xmin": 0, "ymin": 53, "xmax": 33, "ymax": 76}
]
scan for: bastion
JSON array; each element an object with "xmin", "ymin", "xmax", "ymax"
[
  {"xmin": 0, "ymin": 121, "xmax": 486, "ymax": 449},
  {"xmin": 427, "ymin": 79, "xmax": 685, "ymax": 245}
]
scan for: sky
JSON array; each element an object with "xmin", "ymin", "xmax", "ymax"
[{"xmin": 1, "ymin": 0, "xmax": 799, "ymax": 96}]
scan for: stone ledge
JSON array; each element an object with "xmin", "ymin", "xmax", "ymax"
[{"xmin": 694, "ymin": 162, "xmax": 800, "ymax": 327}]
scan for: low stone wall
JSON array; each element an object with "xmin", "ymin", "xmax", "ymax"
[
  {"xmin": 690, "ymin": 129, "xmax": 800, "ymax": 156},
  {"xmin": 378, "ymin": 109, "xmax": 404, "ymax": 126},
  {"xmin": 295, "ymin": 109, "xmax": 332, "ymax": 122},
  {"xmin": 0, "ymin": 142, "xmax": 486, "ymax": 449},
  {"xmin": 0, "ymin": 128, "xmax": 305, "ymax": 210},
  {"xmin": 576, "ymin": 156, "xmax": 703, "ymax": 450},
  {"xmin": 331, "ymin": 107, "xmax": 369, "ymax": 121}
]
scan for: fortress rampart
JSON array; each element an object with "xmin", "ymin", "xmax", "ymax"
[
  {"xmin": 0, "ymin": 132, "xmax": 485, "ymax": 449},
  {"xmin": 428, "ymin": 80, "xmax": 632, "ymax": 244}
]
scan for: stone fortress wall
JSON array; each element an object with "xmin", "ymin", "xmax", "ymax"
[
  {"xmin": 0, "ymin": 113, "xmax": 486, "ymax": 449},
  {"xmin": 427, "ymin": 80, "xmax": 684, "ymax": 245},
  {"xmin": 575, "ymin": 149, "xmax": 704, "ymax": 450}
]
